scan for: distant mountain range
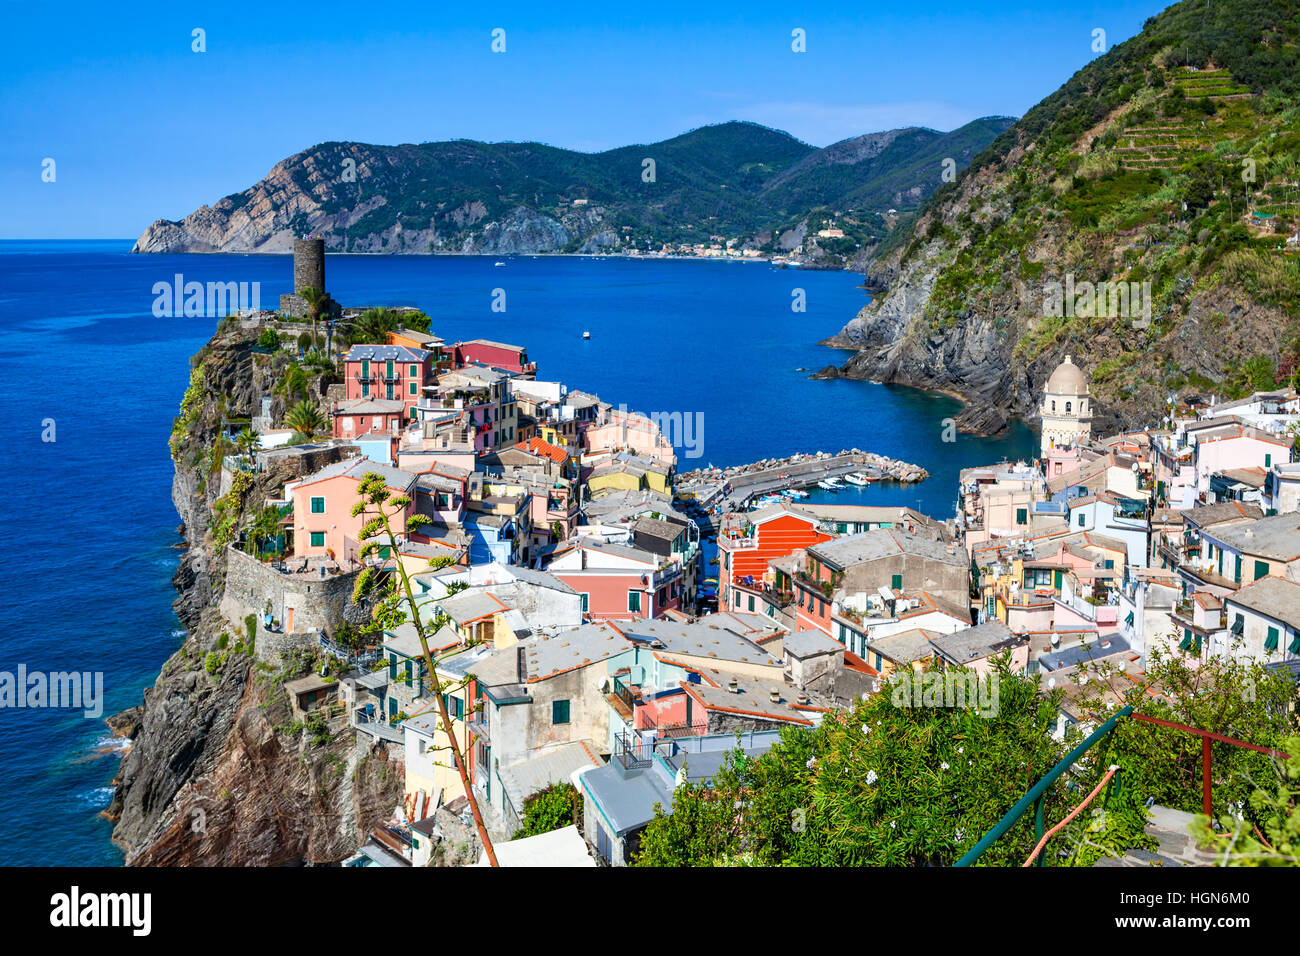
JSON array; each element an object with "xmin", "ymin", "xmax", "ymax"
[{"xmin": 131, "ymin": 118, "xmax": 1014, "ymax": 267}]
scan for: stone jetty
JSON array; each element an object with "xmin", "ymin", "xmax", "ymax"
[{"xmin": 676, "ymin": 449, "xmax": 928, "ymax": 511}]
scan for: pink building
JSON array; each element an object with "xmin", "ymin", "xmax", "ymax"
[
  {"xmin": 290, "ymin": 459, "xmax": 418, "ymax": 563},
  {"xmin": 1195, "ymin": 426, "xmax": 1291, "ymax": 495},
  {"xmin": 343, "ymin": 344, "xmax": 433, "ymax": 416},
  {"xmin": 546, "ymin": 538, "xmax": 682, "ymax": 620},
  {"xmin": 583, "ymin": 407, "xmax": 675, "ymax": 465},
  {"xmin": 332, "ymin": 398, "xmax": 407, "ymax": 440},
  {"xmin": 452, "ymin": 339, "xmax": 536, "ymax": 376}
]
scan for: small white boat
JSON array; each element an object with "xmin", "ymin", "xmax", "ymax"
[
  {"xmin": 786, "ymin": 488, "xmax": 808, "ymax": 499},
  {"xmin": 843, "ymin": 473, "xmax": 868, "ymax": 486},
  {"xmin": 494, "ymin": 261, "xmax": 506, "ymax": 267},
  {"xmin": 582, "ymin": 330, "xmax": 590, "ymax": 339},
  {"xmin": 817, "ymin": 480, "xmax": 839, "ymax": 491}
]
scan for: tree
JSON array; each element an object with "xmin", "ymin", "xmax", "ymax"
[
  {"xmin": 235, "ymin": 425, "xmax": 261, "ymax": 462},
  {"xmin": 517, "ymin": 782, "xmax": 583, "ymax": 838},
  {"xmin": 351, "ymin": 472, "xmax": 499, "ymax": 865},
  {"xmin": 347, "ymin": 307, "xmax": 403, "ymax": 345},
  {"xmin": 297, "ymin": 286, "xmax": 332, "ymax": 356},
  {"xmin": 284, "ymin": 399, "xmax": 327, "ymax": 438},
  {"xmin": 276, "ymin": 361, "xmax": 310, "ymax": 406},
  {"xmin": 1190, "ymin": 736, "xmax": 1300, "ymax": 866},
  {"xmin": 256, "ymin": 328, "xmax": 281, "ymax": 350},
  {"xmin": 244, "ymin": 504, "xmax": 285, "ymax": 557},
  {"xmin": 636, "ymin": 661, "xmax": 1078, "ymax": 866},
  {"xmin": 1071, "ymin": 643, "xmax": 1298, "ymax": 825}
]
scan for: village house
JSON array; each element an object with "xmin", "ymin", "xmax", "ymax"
[
  {"xmin": 545, "ymin": 536, "xmax": 682, "ymax": 620},
  {"xmin": 451, "ymin": 339, "xmax": 536, "ymax": 377},
  {"xmin": 928, "ymin": 619, "xmax": 1028, "ymax": 675},
  {"xmin": 718, "ymin": 504, "xmax": 836, "ymax": 610},
  {"xmin": 1264, "ymin": 461, "xmax": 1300, "ymax": 514},
  {"xmin": 289, "ymin": 458, "xmax": 418, "ymax": 563},
  {"xmin": 1220, "ymin": 575, "xmax": 1300, "ymax": 665},
  {"xmin": 793, "ymin": 529, "xmax": 969, "ymax": 636},
  {"xmin": 343, "ymin": 344, "xmax": 434, "ymax": 415}
]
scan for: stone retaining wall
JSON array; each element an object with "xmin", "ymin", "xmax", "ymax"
[{"xmin": 220, "ymin": 547, "xmax": 365, "ymax": 667}]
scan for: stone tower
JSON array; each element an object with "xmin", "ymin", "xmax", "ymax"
[
  {"xmin": 279, "ymin": 238, "xmax": 328, "ymax": 317},
  {"xmin": 1040, "ymin": 355, "xmax": 1092, "ymax": 457},
  {"xmin": 293, "ymin": 238, "xmax": 325, "ymax": 295}
]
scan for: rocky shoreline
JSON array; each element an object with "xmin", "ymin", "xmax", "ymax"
[{"xmin": 102, "ymin": 323, "xmax": 405, "ymax": 866}]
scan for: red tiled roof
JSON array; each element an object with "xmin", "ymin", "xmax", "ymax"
[{"xmin": 515, "ymin": 436, "xmax": 568, "ymax": 464}]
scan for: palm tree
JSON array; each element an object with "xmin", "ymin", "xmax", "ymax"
[
  {"xmin": 347, "ymin": 307, "xmax": 402, "ymax": 345},
  {"xmin": 284, "ymin": 399, "xmax": 327, "ymax": 438},
  {"xmin": 297, "ymin": 286, "xmax": 332, "ymax": 356},
  {"xmin": 235, "ymin": 425, "xmax": 261, "ymax": 462}
]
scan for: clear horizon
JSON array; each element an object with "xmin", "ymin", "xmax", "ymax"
[{"xmin": 2, "ymin": 0, "xmax": 1170, "ymax": 239}]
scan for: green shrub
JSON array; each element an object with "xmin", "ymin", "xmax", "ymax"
[{"xmin": 517, "ymin": 783, "xmax": 584, "ymax": 838}]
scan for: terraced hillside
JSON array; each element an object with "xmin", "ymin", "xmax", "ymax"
[{"xmin": 827, "ymin": 0, "xmax": 1300, "ymax": 435}]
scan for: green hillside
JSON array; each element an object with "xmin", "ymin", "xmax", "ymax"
[
  {"xmin": 137, "ymin": 119, "xmax": 1013, "ymax": 261},
  {"xmin": 838, "ymin": 0, "xmax": 1300, "ymax": 430}
]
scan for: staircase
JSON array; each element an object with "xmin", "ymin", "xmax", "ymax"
[{"xmin": 1093, "ymin": 805, "xmax": 1218, "ymax": 867}]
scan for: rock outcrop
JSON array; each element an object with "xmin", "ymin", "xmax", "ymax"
[{"xmin": 105, "ymin": 321, "xmax": 403, "ymax": 866}]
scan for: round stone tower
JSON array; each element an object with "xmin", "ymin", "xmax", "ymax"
[
  {"xmin": 293, "ymin": 238, "xmax": 325, "ymax": 295},
  {"xmin": 1039, "ymin": 354, "xmax": 1092, "ymax": 457}
]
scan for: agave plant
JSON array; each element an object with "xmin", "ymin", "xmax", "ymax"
[{"xmin": 276, "ymin": 361, "xmax": 309, "ymax": 405}]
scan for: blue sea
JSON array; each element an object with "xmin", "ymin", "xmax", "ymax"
[{"xmin": 0, "ymin": 240, "xmax": 1035, "ymax": 865}]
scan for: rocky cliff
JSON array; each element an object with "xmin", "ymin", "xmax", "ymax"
[
  {"xmin": 105, "ymin": 323, "xmax": 404, "ymax": 866},
  {"xmin": 824, "ymin": 0, "xmax": 1300, "ymax": 435}
]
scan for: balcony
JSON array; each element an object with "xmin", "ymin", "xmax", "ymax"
[{"xmin": 1054, "ymin": 593, "xmax": 1119, "ymax": 625}]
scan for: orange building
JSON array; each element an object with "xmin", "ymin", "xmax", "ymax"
[{"xmin": 717, "ymin": 505, "xmax": 834, "ymax": 607}]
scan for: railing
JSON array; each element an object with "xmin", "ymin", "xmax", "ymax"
[
  {"xmin": 956, "ymin": 705, "xmax": 1133, "ymax": 867},
  {"xmin": 612, "ymin": 675, "xmax": 638, "ymax": 713},
  {"xmin": 958, "ymin": 705, "xmax": 1294, "ymax": 866}
]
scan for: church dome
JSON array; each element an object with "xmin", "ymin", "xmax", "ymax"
[{"xmin": 1046, "ymin": 355, "xmax": 1087, "ymax": 396}]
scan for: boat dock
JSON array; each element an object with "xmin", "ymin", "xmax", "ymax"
[{"xmin": 676, "ymin": 450, "xmax": 928, "ymax": 512}]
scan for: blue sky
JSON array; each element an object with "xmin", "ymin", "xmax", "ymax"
[{"xmin": 0, "ymin": 0, "xmax": 1170, "ymax": 238}]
